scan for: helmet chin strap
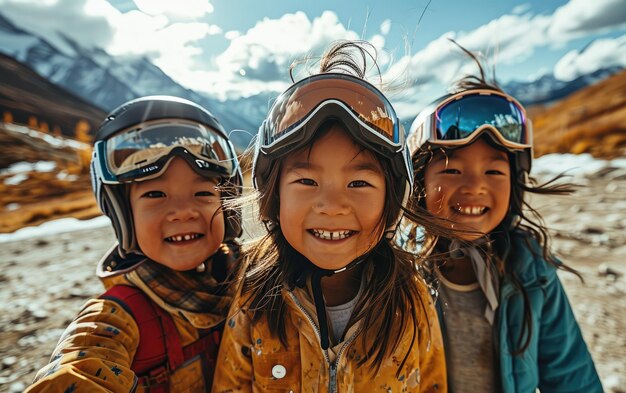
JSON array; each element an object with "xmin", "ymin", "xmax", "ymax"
[{"xmin": 306, "ymin": 247, "xmax": 376, "ymax": 350}]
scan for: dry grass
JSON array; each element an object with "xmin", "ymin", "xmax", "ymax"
[{"xmin": 530, "ymin": 69, "xmax": 626, "ymax": 159}]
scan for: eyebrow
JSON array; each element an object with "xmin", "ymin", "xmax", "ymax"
[
  {"xmin": 346, "ymin": 162, "xmax": 382, "ymax": 173},
  {"xmin": 489, "ymin": 154, "xmax": 509, "ymax": 163},
  {"xmin": 284, "ymin": 161, "xmax": 319, "ymax": 172},
  {"xmin": 137, "ymin": 175, "xmax": 219, "ymax": 188},
  {"xmin": 434, "ymin": 152, "xmax": 508, "ymax": 164},
  {"xmin": 284, "ymin": 160, "xmax": 381, "ymax": 174}
]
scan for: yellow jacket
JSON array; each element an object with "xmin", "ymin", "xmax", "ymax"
[
  {"xmin": 27, "ymin": 246, "xmax": 237, "ymax": 393},
  {"xmin": 213, "ymin": 274, "xmax": 447, "ymax": 392}
]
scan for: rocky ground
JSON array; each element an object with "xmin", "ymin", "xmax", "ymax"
[{"xmin": 0, "ymin": 169, "xmax": 625, "ymax": 392}]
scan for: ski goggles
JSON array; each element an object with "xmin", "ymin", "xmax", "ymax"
[
  {"xmin": 255, "ymin": 72, "xmax": 412, "ymax": 188},
  {"xmin": 93, "ymin": 119, "xmax": 239, "ymax": 184},
  {"xmin": 408, "ymin": 89, "xmax": 532, "ymax": 155}
]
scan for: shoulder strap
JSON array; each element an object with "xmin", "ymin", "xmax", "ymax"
[
  {"xmin": 101, "ymin": 285, "xmax": 222, "ymax": 390},
  {"xmin": 100, "ymin": 285, "xmax": 184, "ymax": 373}
]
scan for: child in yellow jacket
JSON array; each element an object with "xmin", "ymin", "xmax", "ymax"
[
  {"xmin": 212, "ymin": 41, "xmax": 447, "ymax": 392},
  {"xmin": 27, "ymin": 96, "xmax": 243, "ymax": 392}
]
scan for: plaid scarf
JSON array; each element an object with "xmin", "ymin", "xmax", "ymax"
[{"xmin": 135, "ymin": 246, "xmax": 237, "ymax": 315}]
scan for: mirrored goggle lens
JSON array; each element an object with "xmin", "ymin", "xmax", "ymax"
[
  {"xmin": 105, "ymin": 121, "xmax": 236, "ymax": 178},
  {"xmin": 263, "ymin": 74, "xmax": 400, "ymax": 149},
  {"xmin": 436, "ymin": 94, "xmax": 528, "ymax": 145}
]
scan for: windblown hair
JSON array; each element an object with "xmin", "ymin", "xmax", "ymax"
[
  {"xmin": 239, "ymin": 40, "xmax": 450, "ymax": 376},
  {"xmin": 289, "ymin": 40, "xmax": 382, "ymax": 83},
  {"xmin": 410, "ymin": 40, "xmax": 582, "ymax": 355}
]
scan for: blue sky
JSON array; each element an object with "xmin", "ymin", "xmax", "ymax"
[{"xmin": 1, "ymin": 0, "xmax": 625, "ymax": 116}]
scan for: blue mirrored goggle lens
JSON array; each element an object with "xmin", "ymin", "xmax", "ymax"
[{"xmin": 436, "ymin": 95, "xmax": 527, "ymax": 144}]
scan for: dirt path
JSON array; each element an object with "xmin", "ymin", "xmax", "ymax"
[{"xmin": 0, "ymin": 172, "xmax": 624, "ymax": 392}]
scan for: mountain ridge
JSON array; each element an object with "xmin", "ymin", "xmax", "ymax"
[{"xmin": 0, "ymin": 11, "xmax": 623, "ymax": 151}]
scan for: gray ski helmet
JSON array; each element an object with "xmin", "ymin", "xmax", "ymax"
[{"xmin": 90, "ymin": 95, "xmax": 243, "ymax": 256}]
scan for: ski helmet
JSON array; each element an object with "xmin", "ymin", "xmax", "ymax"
[{"xmin": 90, "ymin": 95, "xmax": 242, "ymax": 256}]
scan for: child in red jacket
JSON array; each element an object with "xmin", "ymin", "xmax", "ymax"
[{"xmin": 27, "ymin": 95, "xmax": 243, "ymax": 392}]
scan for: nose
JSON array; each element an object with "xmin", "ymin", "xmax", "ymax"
[
  {"xmin": 166, "ymin": 198, "xmax": 200, "ymax": 222},
  {"xmin": 459, "ymin": 172, "xmax": 487, "ymax": 195},
  {"xmin": 311, "ymin": 185, "xmax": 351, "ymax": 216}
]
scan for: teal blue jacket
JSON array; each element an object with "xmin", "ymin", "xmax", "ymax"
[{"xmin": 437, "ymin": 233, "xmax": 603, "ymax": 392}]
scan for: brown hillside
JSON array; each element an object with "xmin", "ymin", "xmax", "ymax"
[
  {"xmin": 0, "ymin": 124, "xmax": 98, "ymax": 233},
  {"xmin": 528, "ymin": 69, "xmax": 626, "ymax": 159},
  {"xmin": 0, "ymin": 54, "xmax": 106, "ymax": 141}
]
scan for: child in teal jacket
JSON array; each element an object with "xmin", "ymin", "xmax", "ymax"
[{"xmin": 402, "ymin": 49, "xmax": 602, "ymax": 392}]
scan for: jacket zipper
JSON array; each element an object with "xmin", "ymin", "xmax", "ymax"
[
  {"xmin": 329, "ymin": 326, "xmax": 361, "ymax": 392},
  {"xmin": 288, "ymin": 291, "xmax": 360, "ymax": 393}
]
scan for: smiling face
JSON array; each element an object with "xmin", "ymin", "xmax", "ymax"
[
  {"xmin": 423, "ymin": 138, "xmax": 511, "ymax": 240},
  {"xmin": 278, "ymin": 126, "xmax": 386, "ymax": 270},
  {"xmin": 130, "ymin": 157, "xmax": 225, "ymax": 271}
]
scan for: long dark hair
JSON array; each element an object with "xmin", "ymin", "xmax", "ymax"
[
  {"xmin": 239, "ymin": 40, "xmax": 451, "ymax": 376},
  {"xmin": 411, "ymin": 41, "xmax": 582, "ymax": 355}
]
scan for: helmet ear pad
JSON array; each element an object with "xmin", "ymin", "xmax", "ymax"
[{"xmin": 101, "ymin": 184, "xmax": 140, "ymax": 257}]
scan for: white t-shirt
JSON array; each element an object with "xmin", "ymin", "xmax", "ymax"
[{"xmin": 326, "ymin": 283, "xmax": 364, "ymax": 343}]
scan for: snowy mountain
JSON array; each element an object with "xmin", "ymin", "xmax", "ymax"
[
  {"xmin": 1, "ymin": 11, "xmax": 623, "ymax": 149},
  {"xmin": 0, "ymin": 13, "xmax": 264, "ymax": 149},
  {"xmin": 503, "ymin": 67, "xmax": 623, "ymax": 107}
]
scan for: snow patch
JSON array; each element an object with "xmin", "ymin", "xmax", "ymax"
[
  {"xmin": 1, "ymin": 161, "xmax": 56, "ymax": 175},
  {"xmin": 5, "ymin": 203, "xmax": 21, "ymax": 211},
  {"xmin": 532, "ymin": 153, "xmax": 626, "ymax": 177},
  {"xmin": 4, "ymin": 173, "xmax": 28, "ymax": 185},
  {"xmin": 2, "ymin": 122, "xmax": 89, "ymax": 150},
  {"xmin": 0, "ymin": 216, "xmax": 111, "ymax": 243}
]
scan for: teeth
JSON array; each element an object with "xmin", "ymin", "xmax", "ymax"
[
  {"xmin": 167, "ymin": 234, "xmax": 200, "ymax": 242},
  {"xmin": 311, "ymin": 229, "xmax": 353, "ymax": 240},
  {"xmin": 455, "ymin": 206, "xmax": 486, "ymax": 216}
]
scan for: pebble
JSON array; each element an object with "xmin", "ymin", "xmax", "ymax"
[
  {"xmin": 29, "ymin": 308, "xmax": 49, "ymax": 321},
  {"xmin": 604, "ymin": 374, "xmax": 625, "ymax": 392},
  {"xmin": 607, "ymin": 168, "xmax": 626, "ymax": 181},
  {"xmin": 34, "ymin": 239, "xmax": 49, "ymax": 248},
  {"xmin": 2, "ymin": 356, "xmax": 17, "ymax": 369},
  {"xmin": 605, "ymin": 182, "xmax": 619, "ymax": 193},
  {"xmin": 569, "ymin": 205, "xmax": 582, "ymax": 213},
  {"xmin": 9, "ymin": 382, "xmax": 26, "ymax": 393},
  {"xmin": 598, "ymin": 263, "xmax": 623, "ymax": 278},
  {"xmin": 583, "ymin": 226, "xmax": 605, "ymax": 235}
]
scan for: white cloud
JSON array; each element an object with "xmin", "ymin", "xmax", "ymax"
[
  {"xmin": 512, "ymin": 3, "xmax": 532, "ymax": 15},
  {"xmin": 216, "ymin": 11, "xmax": 359, "ymax": 79},
  {"xmin": 195, "ymin": 11, "xmax": 362, "ymax": 97},
  {"xmin": 224, "ymin": 30, "xmax": 240, "ymax": 40},
  {"xmin": 548, "ymin": 0, "xmax": 626, "ymax": 40},
  {"xmin": 383, "ymin": 12, "xmax": 553, "ymax": 99},
  {"xmin": 0, "ymin": 0, "xmax": 116, "ymax": 54},
  {"xmin": 0, "ymin": 0, "xmax": 222, "ymax": 91},
  {"xmin": 380, "ymin": 19, "xmax": 391, "ymax": 35},
  {"xmin": 133, "ymin": 0, "xmax": 214, "ymax": 19},
  {"xmin": 554, "ymin": 34, "xmax": 626, "ymax": 80},
  {"xmin": 198, "ymin": 10, "xmax": 404, "ymax": 98},
  {"xmin": 386, "ymin": 0, "xmax": 626, "ymax": 117}
]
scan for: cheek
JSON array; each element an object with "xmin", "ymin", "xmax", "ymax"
[
  {"xmin": 278, "ymin": 186, "xmax": 301, "ymax": 224},
  {"xmin": 208, "ymin": 206, "xmax": 226, "ymax": 242},
  {"xmin": 494, "ymin": 185, "xmax": 511, "ymax": 220},
  {"xmin": 131, "ymin": 207, "xmax": 158, "ymax": 257},
  {"xmin": 423, "ymin": 180, "xmax": 448, "ymax": 214}
]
